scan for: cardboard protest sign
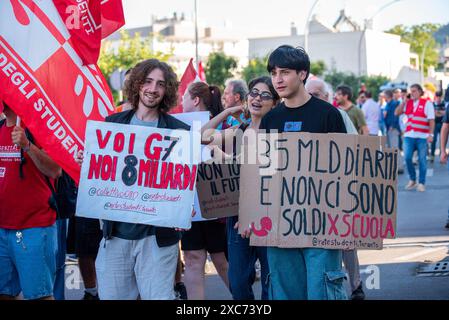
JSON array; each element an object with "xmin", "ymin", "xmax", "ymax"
[
  {"xmin": 196, "ymin": 162, "xmax": 240, "ymax": 219},
  {"xmin": 239, "ymin": 132, "xmax": 398, "ymax": 250},
  {"xmin": 76, "ymin": 121, "xmax": 201, "ymax": 229}
]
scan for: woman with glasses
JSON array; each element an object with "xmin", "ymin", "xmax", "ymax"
[{"xmin": 201, "ymin": 76, "xmax": 280, "ymax": 300}]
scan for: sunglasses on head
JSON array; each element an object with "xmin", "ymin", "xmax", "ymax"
[{"xmin": 248, "ymin": 89, "xmax": 273, "ymax": 101}]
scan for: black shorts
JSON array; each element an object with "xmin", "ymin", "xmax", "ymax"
[
  {"xmin": 67, "ymin": 217, "xmax": 103, "ymax": 258},
  {"xmin": 181, "ymin": 220, "xmax": 226, "ymax": 254}
]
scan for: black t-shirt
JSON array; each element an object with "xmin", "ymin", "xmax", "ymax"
[
  {"xmin": 443, "ymin": 105, "xmax": 449, "ymax": 124},
  {"xmin": 434, "ymin": 102, "xmax": 446, "ymax": 123},
  {"xmin": 259, "ymin": 96, "xmax": 347, "ymax": 134}
]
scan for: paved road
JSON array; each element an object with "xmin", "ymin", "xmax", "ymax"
[{"xmin": 65, "ymin": 160, "xmax": 449, "ymax": 300}]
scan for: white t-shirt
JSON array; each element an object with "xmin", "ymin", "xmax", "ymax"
[
  {"xmin": 362, "ymin": 99, "xmax": 380, "ymax": 135},
  {"xmin": 403, "ymin": 100, "xmax": 435, "ymax": 139}
]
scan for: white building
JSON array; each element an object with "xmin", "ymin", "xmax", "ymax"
[
  {"xmin": 108, "ymin": 13, "xmax": 248, "ymax": 74},
  {"xmin": 248, "ymin": 10, "xmax": 413, "ymax": 81}
]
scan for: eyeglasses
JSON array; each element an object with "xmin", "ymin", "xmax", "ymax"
[{"xmin": 248, "ymin": 89, "xmax": 273, "ymax": 101}]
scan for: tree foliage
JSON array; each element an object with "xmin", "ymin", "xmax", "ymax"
[
  {"xmin": 241, "ymin": 56, "xmax": 268, "ymax": 84},
  {"xmin": 325, "ymin": 71, "xmax": 389, "ymax": 102},
  {"xmin": 98, "ymin": 30, "xmax": 173, "ymax": 81},
  {"xmin": 387, "ymin": 23, "xmax": 441, "ymax": 73},
  {"xmin": 205, "ymin": 52, "xmax": 238, "ymax": 89},
  {"xmin": 310, "ymin": 60, "xmax": 327, "ymax": 77}
]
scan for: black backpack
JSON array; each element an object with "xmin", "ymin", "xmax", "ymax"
[
  {"xmin": 0, "ymin": 119, "xmax": 78, "ymax": 219},
  {"xmin": 45, "ymin": 170, "xmax": 78, "ymax": 220}
]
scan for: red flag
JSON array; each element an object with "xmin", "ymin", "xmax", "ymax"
[
  {"xmin": 53, "ymin": 0, "xmax": 125, "ymax": 65},
  {"xmin": 198, "ymin": 61, "xmax": 206, "ymax": 82},
  {"xmin": 0, "ymin": 0, "xmax": 116, "ymax": 182},
  {"xmin": 170, "ymin": 58, "xmax": 199, "ymax": 114}
]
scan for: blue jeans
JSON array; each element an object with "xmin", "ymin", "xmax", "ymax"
[
  {"xmin": 53, "ymin": 219, "xmax": 67, "ymax": 300},
  {"xmin": 404, "ymin": 137, "xmax": 428, "ymax": 184},
  {"xmin": 267, "ymin": 247, "xmax": 347, "ymax": 300},
  {"xmin": 227, "ymin": 216, "xmax": 269, "ymax": 300},
  {"xmin": 0, "ymin": 225, "xmax": 57, "ymax": 300}
]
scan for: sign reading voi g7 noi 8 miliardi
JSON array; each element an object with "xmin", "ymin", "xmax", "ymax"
[
  {"xmin": 239, "ymin": 132, "xmax": 398, "ymax": 250},
  {"xmin": 76, "ymin": 120, "xmax": 201, "ymax": 229}
]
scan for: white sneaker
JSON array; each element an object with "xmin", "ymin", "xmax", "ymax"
[
  {"xmin": 405, "ymin": 181, "xmax": 417, "ymax": 190},
  {"xmin": 417, "ymin": 184, "xmax": 426, "ymax": 192}
]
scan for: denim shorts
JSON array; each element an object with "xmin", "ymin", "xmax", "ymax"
[{"xmin": 0, "ymin": 224, "xmax": 57, "ymax": 300}]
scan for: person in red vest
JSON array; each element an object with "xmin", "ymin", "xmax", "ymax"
[{"xmin": 395, "ymin": 84, "xmax": 435, "ymax": 192}]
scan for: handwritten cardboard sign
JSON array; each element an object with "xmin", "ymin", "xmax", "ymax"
[
  {"xmin": 238, "ymin": 132, "xmax": 398, "ymax": 250},
  {"xmin": 195, "ymin": 162, "xmax": 240, "ymax": 219},
  {"xmin": 76, "ymin": 120, "xmax": 201, "ymax": 229}
]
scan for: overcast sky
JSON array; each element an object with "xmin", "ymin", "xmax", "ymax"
[{"xmin": 122, "ymin": 0, "xmax": 449, "ymax": 38}]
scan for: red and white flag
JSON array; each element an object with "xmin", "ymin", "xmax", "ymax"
[
  {"xmin": 0, "ymin": 0, "xmax": 121, "ymax": 182},
  {"xmin": 198, "ymin": 61, "xmax": 206, "ymax": 82},
  {"xmin": 53, "ymin": 0, "xmax": 125, "ymax": 65},
  {"xmin": 170, "ymin": 58, "xmax": 201, "ymax": 114}
]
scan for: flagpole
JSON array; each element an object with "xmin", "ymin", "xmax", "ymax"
[{"xmin": 194, "ymin": 0, "xmax": 199, "ymax": 70}]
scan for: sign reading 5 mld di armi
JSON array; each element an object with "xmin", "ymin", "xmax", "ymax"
[
  {"xmin": 238, "ymin": 132, "xmax": 398, "ymax": 250},
  {"xmin": 76, "ymin": 120, "xmax": 201, "ymax": 229}
]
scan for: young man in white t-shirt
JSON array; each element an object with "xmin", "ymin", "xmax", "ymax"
[{"xmin": 395, "ymin": 84, "xmax": 435, "ymax": 192}]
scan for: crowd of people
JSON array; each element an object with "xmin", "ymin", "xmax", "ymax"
[{"xmin": 1, "ymin": 45, "xmax": 448, "ymax": 301}]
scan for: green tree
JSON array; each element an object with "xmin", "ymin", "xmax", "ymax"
[
  {"xmin": 98, "ymin": 30, "xmax": 173, "ymax": 102},
  {"xmin": 310, "ymin": 60, "xmax": 327, "ymax": 77},
  {"xmin": 205, "ymin": 52, "xmax": 238, "ymax": 89},
  {"xmin": 324, "ymin": 71, "xmax": 389, "ymax": 102},
  {"xmin": 387, "ymin": 23, "xmax": 441, "ymax": 73},
  {"xmin": 324, "ymin": 71, "xmax": 360, "ymax": 101},
  {"xmin": 359, "ymin": 75, "xmax": 389, "ymax": 100},
  {"xmin": 241, "ymin": 56, "xmax": 268, "ymax": 83}
]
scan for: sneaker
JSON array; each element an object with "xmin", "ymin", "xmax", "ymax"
[
  {"xmin": 82, "ymin": 291, "xmax": 99, "ymax": 300},
  {"xmin": 405, "ymin": 181, "xmax": 417, "ymax": 190},
  {"xmin": 351, "ymin": 283, "xmax": 365, "ymax": 300},
  {"xmin": 417, "ymin": 184, "xmax": 426, "ymax": 192},
  {"xmin": 174, "ymin": 282, "xmax": 188, "ymax": 300}
]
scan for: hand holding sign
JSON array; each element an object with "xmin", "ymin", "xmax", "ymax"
[
  {"xmin": 76, "ymin": 121, "xmax": 200, "ymax": 229},
  {"xmin": 76, "ymin": 150, "xmax": 84, "ymax": 167}
]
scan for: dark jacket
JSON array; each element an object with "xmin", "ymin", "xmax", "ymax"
[{"xmin": 102, "ymin": 109, "xmax": 190, "ymax": 247}]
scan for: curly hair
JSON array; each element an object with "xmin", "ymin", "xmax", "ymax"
[{"xmin": 123, "ymin": 59, "xmax": 179, "ymax": 113}]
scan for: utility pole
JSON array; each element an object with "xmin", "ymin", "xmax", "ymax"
[
  {"xmin": 304, "ymin": 0, "xmax": 320, "ymax": 53},
  {"xmin": 194, "ymin": 0, "xmax": 199, "ymax": 70}
]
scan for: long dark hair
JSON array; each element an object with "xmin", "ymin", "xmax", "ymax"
[
  {"xmin": 124, "ymin": 59, "xmax": 178, "ymax": 113},
  {"xmin": 187, "ymin": 82, "xmax": 224, "ymax": 117}
]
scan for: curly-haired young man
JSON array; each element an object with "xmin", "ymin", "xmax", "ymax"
[{"xmin": 91, "ymin": 59, "xmax": 190, "ymax": 300}]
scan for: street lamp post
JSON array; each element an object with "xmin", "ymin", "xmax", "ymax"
[
  {"xmin": 194, "ymin": 0, "xmax": 199, "ymax": 70},
  {"xmin": 420, "ymin": 39, "xmax": 432, "ymax": 85},
  {"xmin": 304, "ymin": 0, "xmax": 320, "ymax": 53},
  {"xmin": 357, "ymin": 0, "xmax": 402, "ymax": 76}
]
